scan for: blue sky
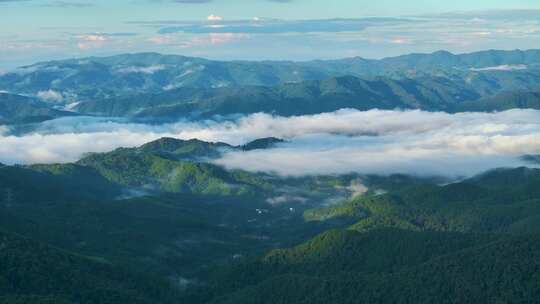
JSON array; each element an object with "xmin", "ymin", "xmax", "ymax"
[{"xmin": 1, "ymin": 0, "xmax": 540, "ymax": 69}]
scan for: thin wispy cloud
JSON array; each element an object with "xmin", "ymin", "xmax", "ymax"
[
  {"xmin": 155, "ymin": 18, "xmax": 411, "ymax": 34},
  {"xmin": 40, "ymin": 1, "xmax": 95, "ymax": 8},
  {"xmin": 3, "ymin": 3, "xmax": 540, "ymax": 67}
]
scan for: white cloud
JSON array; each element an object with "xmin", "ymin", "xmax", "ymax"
[
  {"xmin": 470, "ymin": 64, "xmax": 528, "ymax": 71},
  {"xmin": 0, "ymin": 110, "xmax": 539, "ymax": 178},
  {"xmin": 77, "ymin": 34, "xmax": 107, "ymax": 42},
  {"xmin": 207, "ymin": 14, "xmax": 223, "ymax": 21},
  {"xmin": 0, "ymin": 125, "xmax": 9, "ymax": 136},
  {"xmin": 266, "ymin": 195, "xmax": 308, "ymax": 205},
  {"xmin": 37, "ymin": 90, "xmax": 64, "ymax": 103},
  {"xmin": 116, "ymin": 65, "xmax": 167, "ymax": 74},
  {"xmin": 0, "ymin": 130, "xmax": 163, "ymax": 165},
  {"xmin": 76, "ymin": 34, "xmax": 109, "ymax": 50},
  {"xmin": 210, "ymin": 109, "xmax": 540, "ymax": 177},
  {"xmin": 64, "ymin": 102, "xmax": 80, "ymax": 111}
]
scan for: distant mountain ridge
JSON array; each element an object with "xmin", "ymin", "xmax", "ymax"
[
  {"xmin": 1, "ymin": 50, "xmax": 540, "ymax": 123},
  {"xmin": 74, "ymin": 73, "xmax": 540, "ymax": 119},
  {"xmin": 2, "ymin": 49, "xmax": 540, "ymax": 101},
  {"xmin": 0, "ymin": 93, "xmax": 73, "ymax": 124}
]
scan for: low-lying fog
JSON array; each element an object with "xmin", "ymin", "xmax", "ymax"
[{"xmin": 1, "ymin": 109, "xmax": 539, "ymax": 177}]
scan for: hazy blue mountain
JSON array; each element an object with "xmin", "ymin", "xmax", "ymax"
[
  {"xmin": 74, "ymin": 75, "xmax": 481, "ymax": 119},
  {"xmin": 0, "ymin": 53, "xmax": 329, "ymax": 101},
  {"xmin": 2, "ymin": 50, "xmax": 540, "ymax": 104},
  {"xmin": 1, "ymin": 50, "xmax": 540, "ymax": 124},
  {"xmin": 458, "ymin": 89, "xmax": 540, "ymax": 111},
  {"xmin": 523, "ymin": 155, "xmax": 540, "ymax": 164},
  {"xmin": 0, "ymin": 93, "xmax": 73, "ymax": 124},
  {"xmin": 332, "ymin": 49, "xmax": 540, "ymax": 74}
]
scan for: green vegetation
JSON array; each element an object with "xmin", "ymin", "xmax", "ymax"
[
  {"xmin": 77, "ymin": 147, "xmax": 266, "ymax": 196},
  {"xmin": 241, "ymin": 137, "xmax": 285, "ymax": 151},
  {"xmin": 186, "ymin": 166, "xmax": 540, "ymax": 303},
  {"xmin": 207, "ymin": 229, "xmax": 540, "ymax": 304},
  {"xmin": 0, "ymin": 230, "xmax": 178, "ymax": 304},
  {"xmin": 304, "ymin": 168, "xmax": 540, "ymax": 234},
  {"xmin": 139, "ymin": 137, "xmax": 233, "ymax": 160},
  {"xmin": 0, "ymin": 136, "xmax": 539, "ymax": 303}
]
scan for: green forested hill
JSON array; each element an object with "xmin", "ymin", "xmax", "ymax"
[
  {"xmin": 138, "ymin": 137, "xmax": 234, "ymax": 160},
  {"xmin": 0, "ymin": 142, "xmax": 356, "ymax": 287},
  {"xmin": 208, "ymin": 230, "xmax": 540, "ymax": 304},
  {"xmin": 457, "ymin": 89, "xmax": 540, "ymax": 111},
  {"xmin": 0, "ymin": 164, "xmax": 120, "ymax": 203},
  {"xmin": 1, "ymin": 137, "xmax": 539, "ymax": 303},
  {"xmin": 179, "ymin": 166, "xmax": 540, "ymax": 304},
  {"xmin": 0, "ymin": 230, "xmax": 177, "ymax": 304},
  {"xmin": 73, "ymin": 70, "xmax": 540, "ymax": 119},
  {"xmin": 74, "ymin": 75, "xmax": 480, "ymax": 118},
  {"xmin": 77, "ymin": 147, "xmax": 267, "ymax": 196},
  {"xmin": 303, "ymin": 167, "xmax": 540, "ymax": 234}
]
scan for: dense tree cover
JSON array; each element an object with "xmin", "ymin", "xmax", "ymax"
[
  {"xmin": 0, "ymin": 230, "xmax": 178, "ymax": 304},
  {"xmin": 204, "ymin": 229, "xmax": 540, "ymax": 304},
  {"xmin": 0, "ymin": 137, "xmax": 539, "ymax": 303},
  {"xmin": 240, "ymin": 137, "xmax": 285, "ymax": 151},
  {"xmin": 77, "ymin": 147, "xmax": 268, "ymax": 196},
  {"xmin": 0, "ymin": 187, "xmax": 334, "ymax": 279},
  {"xmin": 0, "ymin": 165, "xmax": 119, "ymax": 203},
  {"xmin": 0, "ymin": 145, "xmax": 355, "ymax": 284},
  {"xmin": 304, "ymin": 168, "xmax": 540, "ymax": 234},
  {"xmin": 188, "ymin": 167, "xmax": 540, "ymax": 303},
  {"xmin": 138, "ymin": 137, "xmax": 234, "ymax": 160}
]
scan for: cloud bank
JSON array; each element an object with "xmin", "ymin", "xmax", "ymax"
[{"xmin": 0, "ymin": 109, "xmax": 539, "ymax": 177}]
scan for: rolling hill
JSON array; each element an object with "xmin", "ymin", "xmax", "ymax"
[
  {"xmin": 0, "ymin": 136, "xmax": 539, "ymax": 303},
  {"xmin": 458, "ymin": 89, "xmax": 540, "ymax": 111},
  {"xmin": 206, "ymin": 229, "xmax": 540, "ymax": 304},
  {"xmin": 0, "ymin": 229, "xmax": 178, "ymax": 304},
  {"xmin": 304, "ymin": 167, "xmax": 540, "ymax": 234},
  {"xmin": 0, "ymin": 93, "xmax": 73, "ymax": 124},
  {"xmin": 74, "ymin": 75, "xmax": 481, "ymax": 118}
]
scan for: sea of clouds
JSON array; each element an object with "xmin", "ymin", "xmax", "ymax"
[{"xmin": 0, "ymin": 109, "xmax": 539, "ymax": 177}]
